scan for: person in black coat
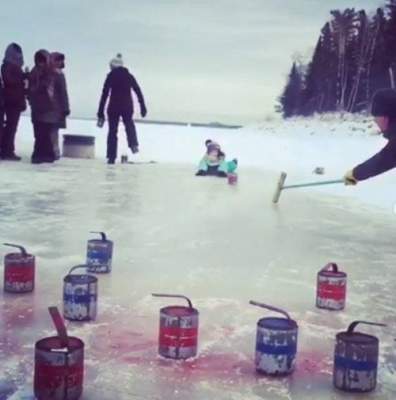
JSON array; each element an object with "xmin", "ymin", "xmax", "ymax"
[
  {"xmin": 344, "ymin": 89, "xmax": 396, "ymax": 185},
  {"xmin": 1, "ymin": 43, "xmax": 27, "ymax": 160},
  {"xmin": 97, "ymin": 54, "xmax": 147, "ymax": 164}
]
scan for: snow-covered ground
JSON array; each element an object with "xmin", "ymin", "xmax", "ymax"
[{"xmin": 1, "ymin": 115, "xmax": 396, "ymax": 399}]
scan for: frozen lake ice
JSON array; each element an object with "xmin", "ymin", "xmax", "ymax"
[{"xmin": 0, "ymin": 159, "xmax": 395, "ymax": 399}]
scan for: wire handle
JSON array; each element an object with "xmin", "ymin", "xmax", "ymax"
[
  {"xmin": 249, "ymin": 301, "xmax": 291, "ymax": 320},
  {"xmin": 152, "ymin": 293, "xmax": 193, "ymax": 309},
  {"xmin": 3, "ymin": 243, "xmax": 28, "ymax": 256},
  {"xmin": 320, "ymin": 262, "xmax": 339, "ymax": 273},
  {"xmin": 347, "ymin": 320, "xmax": 387, "ymax": 334},
  {"xmin": 90, "ymin": 231, "xmax": 107, "ymax": 241},
  {"xmin": 68, "ymin": 264, "xmax": 88, "ymax": 275},
  {"xmin": 48, "ymin": 306, "xmax": 69, "ymax": 348}
]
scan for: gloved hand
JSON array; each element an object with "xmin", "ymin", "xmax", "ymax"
[
  {"xmin": 97, "ymin": 117, "xmax": 105, "ymax": 128},
  {"xmin": 141, "ymin": 105, "xmax": 147, "ymax": 118},
  {"xmin": 344, "ymin": 170, "xmax": 358, "ymax": 186},
  {"xmin": 64, "ymin": 110, "xmax": 70, "ymax": 117}
]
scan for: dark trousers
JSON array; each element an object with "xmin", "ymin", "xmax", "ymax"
[
  {"xmin": 0, "ymin": 109, "xmax": 4, "ymax": 152},
  {"xmin": 1, "ymin": 108, "xmax": 21, "ymax": 156},
  {"xmin": 107, "ymin": 111, "xmax": 138, "ymax": 161},
  {"xmin": 32, "ymin": 122, "xmax": 55, "ymax": 162}
]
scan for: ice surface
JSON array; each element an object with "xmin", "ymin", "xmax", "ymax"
[{"xmin": 1, "ymin": 148, "xmax": 396, "ymax": 399}]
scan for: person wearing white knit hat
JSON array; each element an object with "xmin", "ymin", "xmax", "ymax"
[
  {"xmin": 97, "ymin": 53, "xmax": 147, "ymax": 164},
  {"xmin": 110, "ymin": 53, "xmax": 123, "ymax": 69}
]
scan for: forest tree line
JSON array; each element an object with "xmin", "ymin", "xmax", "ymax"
[{"xmin": 279, "ymin": 0, "xmax": 396, "ymax": 118}]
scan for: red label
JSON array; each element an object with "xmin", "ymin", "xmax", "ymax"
[
  {"xmin": 159, "ymin": 327, "xmax": 198, "ymax": 348},
  {"xmin": 35, "ymin": 364, "xmax": 83, "ymax": 390},
  {"xmin": 5, "ymin": 266, "xmax": 35, "ymax": 283},
  {"xmin": 318, "ymin": 283, "xmax": 346, "ymax": 301}
]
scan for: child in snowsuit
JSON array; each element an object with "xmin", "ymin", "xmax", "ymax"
[
  {"xmin": 344, "ymin": 89, "xmax": 396, "ymax": 185},
  {"xmin": 196, "ymin": 140, "xmax": 238, "ymax": 177}
]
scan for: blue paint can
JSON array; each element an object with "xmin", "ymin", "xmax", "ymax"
[
  {"xmin": 250, "ymin": 301, "xmax": 298, "ymax": 376},
  {"xmin": 86, "ymin": 232, "xmax": 113, "ymax": 273},
  {"xmin": 334, "ymin": 320, "xmax": 386, "ymax": 393},
  {"xmin": 63, "ymin": 265, "xmax": 98, "ymax": 321}
]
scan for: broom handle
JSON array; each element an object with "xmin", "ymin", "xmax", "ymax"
[{"xmin": 283, "ymin": 179, "xmax": 344, "ymax": 190}]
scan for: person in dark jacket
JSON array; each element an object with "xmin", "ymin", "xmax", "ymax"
[
  {"xmin": 344, "ymin": 89, "xmax": 396, "ymax": 185},
  {"xmin": 0, "ymin": 76, "xmax": 4, "ymax": 152},
  {"xmin": 97, "ymin": 53, "xmax": 147, "ymax": 164},
  {"xmin": 1, "ymin": 43, "xmax": 27, "ymax": 160},
  {"xmin": 28, "ymin": 50, "xmax": 56, "ymax": 164},
  {"xmin": 49, "ymin": 52, "xmax": 70, "ymax": 159}
]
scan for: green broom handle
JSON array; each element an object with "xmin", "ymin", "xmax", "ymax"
[{"xmin": 283, "ymin": 179, "xmax": 344, "ymax": 190}]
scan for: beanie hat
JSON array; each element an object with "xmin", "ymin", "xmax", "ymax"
[
  {"xmin": 207, "ymin": 143, "xmax": 220, "ymax": 154},
  {"xmin": 110, "ymin": 53, "xmax": 123, "ymax": 69},
  {"xmin": 371, "ymin": 89, "xmax": 396, "ymax": 118}
]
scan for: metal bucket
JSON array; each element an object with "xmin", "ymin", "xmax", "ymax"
[
  {"xmin": 333, "ymin": 320, "xmax": 386, "ymax": 393},
  {"xmin": 63, "ymin": 265, "xmax": 98, "ymax": 322},
  {"xmin": 3, "ymin": 243, "xmax": 35, "ymax": 293},
  {"xmin": 86, "ymin": 232, "xmax": 113, "ymax": 273},
  {"xmin": 316, "ymin": 263, "xmax": 347, "ymax": 311},
  {"xmin": 34, "ymin": 336, "xmax": 84, "ymax": 400},
  {"xmin": 227, "ymin": 173, "xmax": 238, "ymax": 185},
  {"xmin": 153, "ymin": 293, "xmax": 199, "ymax": 360},
  {"xmin": 250, "ymin": 301, "xmax": 298, "ymax": 376}
]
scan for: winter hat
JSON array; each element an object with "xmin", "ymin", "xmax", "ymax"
[
  {"xmin": 207, "ymin": 143, "xmax": 220, "ymax": 154},
  {"xmin": 110, "ymin": 53, "xmax": 123, "ymax": 69},
  {"xmin": 34, "ymin": 49, "xmax": 50, "ymax": 66},
  {"xmin": 371, "ymin": 89, "xmax": 396, "ymax": 118},
  {"xmin": 50, "ymin": 52, "xmax": 65, "ymax": 69},
  {"xmin": 4, "ymin": 43, "xmax": 24, "ymax": 67}
]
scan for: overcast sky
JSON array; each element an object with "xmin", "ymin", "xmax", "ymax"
[{"xmin": 0, "ymin": 0, "xmax": 386, "ymax": 124}]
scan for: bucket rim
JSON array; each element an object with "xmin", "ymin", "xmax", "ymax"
[
  {"xmin": 258, "ymin": 316, "xmax": 298, "ymax": 330},
  {"xmin": 35, "ymin": 336, "xmax": 84, "ymax": 351},
  {"xmin": 5, "ymin": 252, "xmax": 34, "ymax": 261},
  {"xmin": 336, "ymin": 331, "xmax": 379, "ymax": 344},
  {"xmin": 64, "ymin": 274, "xmax": 97, "ymax": 284},
  {"xmin": 160, "ymin": 305, "xmax": 199, "ymax": 316}
]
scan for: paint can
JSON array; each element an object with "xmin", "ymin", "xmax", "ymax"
[
  {"xmin": 153, "ymin": 293, "xmax": 199, "ymax": 360},
  {"xmin": 3, "ymin": 243, "xmax": 35, "ymax": 293},
  {"xmin": 34, "ymin": 308, "xmax": 84, "ymax": 400},
  {"xmin": 250, "ymin": 301, "xmax": 298, "ymax": 376},
  {"xmin": 316, "ymin": 263, "xmax": 347, "ymax": 310},
  {"xmin": 63, "ymin": 265, "xmax": 98, "ymax": 322},
  {"xmin": 86, "ymin": 232, "xmax": 113, "ymax": 273},
  {"xmin": 227, "ymin": 173, "xmax": 238, "ymax": 185},
  {"xmin": 333, "ymin": 320, "xmax": 386, "ymax": 393}
]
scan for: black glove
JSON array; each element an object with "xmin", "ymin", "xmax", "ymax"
[
  {"xmin": 141, "ymin": 105, "xmax": 147, "ymax": 118},
  {"xmin": 195, "ymin": 170, "xmax": 207, "ymax": 176}
]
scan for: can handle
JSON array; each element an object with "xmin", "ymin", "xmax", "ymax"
[
  {"xmin": 347, "ymin": 320, "xmax": 387, "ymax": 334},
  {"xmin": 249, "ymin": 301, "xmax": 291, "ymax": 320},
  {"xmin": 3, "ymin": 243, "xmax": 28, "ymax": 256},
  {"xmin": 90, "ymin": 231, "xmax": 107, "ymax": 241},
  {"xmin": 320, "ymin": 262, "xmax": 338, "ymax": 273},
  {"xmin": 68, "ymin": 265, "xmax": 88, "ymax": 275},
  {"xmin": 152, "ymin": 293, "xmax": 193, "ymax": 309},
  {"xmin": 48, "ymin": 306, "xmax": 69, "ymax": 348}
]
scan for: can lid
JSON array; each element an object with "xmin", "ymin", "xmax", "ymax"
[
  {"xmin": 258, "ymin": 317, "xmax": 297, "ymax": 331},
  {"xmin": 336, "ymin": 331, "xmax": 379, "ymax": 345},
  {"xmin": 36, "ymin": 336, "xmax": 84, "ymax": 352},
  {"xmin": 90, "ymin": 231, "xmax": 107, "ymax": 241},
  {"xmin": 64, "ymin": 274, "xmax": 97, "ymax": 285},
  {"xmin": 161, "ymin": 305, "xmax": 199, "ymax": 317},
  {"xmin": 319, "ymin": 263, "xmax": 347, "ymax": 278}
]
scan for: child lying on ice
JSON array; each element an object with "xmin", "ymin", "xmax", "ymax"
[
  {"xmin": 344, "ymin": 89, "xmax": 396, "ymax": 185},
  {"xmin": 195, "ymin": 140, "xmax": 238, "ymax": 177}
]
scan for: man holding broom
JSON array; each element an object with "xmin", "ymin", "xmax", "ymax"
[{"xmin": 344, "ymin": 89, "xmax": 396, "ymax": 185}]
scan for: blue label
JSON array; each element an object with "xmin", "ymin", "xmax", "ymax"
[
  {"xmin": 334, "ymin": 356, "xmax": 377, "ymax": 371},
  {"xmin": 64, "ymin": 294, "xmax": 94, "ymax": 303},
  {"xmin": 257, "ymin": 343, "xmax": 297, "ymax": 355}
]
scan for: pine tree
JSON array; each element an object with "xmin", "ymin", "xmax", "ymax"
[
  {"xmin": 330, "ymin": 9, "xmax": 358, "ymax": 111},
  {"xmin": 279, "ymin": 63, "xmax": 303, "ymax": 118}
]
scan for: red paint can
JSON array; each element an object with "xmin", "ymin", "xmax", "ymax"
[
  {"xmin": 34, "ymin": 336, "xmax": 84, "ymax": 400},
  {"xmin": 316, "ymin": 263, "xmax": 347, "ymax": 310},
  {"xmin": 3, "ymin": 243, "xmax": 35, "ymax": 293},
  {"xmin": 227, "ymin": 173, "xmax": 238, "ymax": 185},
  {"xmin": 153, "ymin": 293, "xmax": 199, "ymax": 360}
]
